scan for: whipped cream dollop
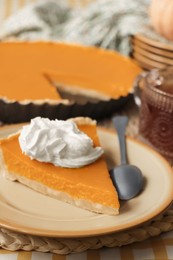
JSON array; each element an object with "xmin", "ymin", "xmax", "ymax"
[{"xmin": 19, "ymin": 117, "xmax": 104, "ymax": 168}]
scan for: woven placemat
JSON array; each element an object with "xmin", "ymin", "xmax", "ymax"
[
  {"xmin": 1, "ymin": 206, "xmax": 173, "ymax": 255},
  {"xmin": 0, "ymin": 99, "xmax": 173, "ymax": 255}
]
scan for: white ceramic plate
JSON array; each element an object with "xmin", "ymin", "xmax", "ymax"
[{"xmin": 0, "ymin": 124, "xmax": 173, "ymax": 238}]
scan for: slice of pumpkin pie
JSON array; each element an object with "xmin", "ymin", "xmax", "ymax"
[{"xmin": 0, "ymin": 117, "xmax": 119, "ymax": 215}]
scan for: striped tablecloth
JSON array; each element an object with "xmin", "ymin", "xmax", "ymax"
[{"xmin": 1, "ymin": 0, "xmax": 173, "ymax": 259}]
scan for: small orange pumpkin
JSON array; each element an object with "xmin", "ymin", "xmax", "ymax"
[{"xmin": 149, "ymin": 0, "xmax": 173, "ymax": 41}]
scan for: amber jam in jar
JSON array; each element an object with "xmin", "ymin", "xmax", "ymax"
[{"xmin": 137, "ymin": 67, "xmax": 173, "ymax": 165}]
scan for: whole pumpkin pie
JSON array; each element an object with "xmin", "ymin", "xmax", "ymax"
[
  {"xmin": 0, "ymin": 117, "xmax": 120, "ymax": 215},
  {"xmin": 0, "ymin": 42, "xmax": 141, "ymax": 123}
]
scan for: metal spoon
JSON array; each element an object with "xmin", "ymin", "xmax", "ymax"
[{"xmin": 109, "ymin": 116, "xmax": 143, "ymax": 200}]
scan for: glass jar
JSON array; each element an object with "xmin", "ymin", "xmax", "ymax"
[{"xmin": 135, "ymin": 67, "xmax": 173, "ymax": 165}]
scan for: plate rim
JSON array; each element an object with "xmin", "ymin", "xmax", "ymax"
[
  {"xmin": 133, "ymin": 45, "xmax": 173, "ymax": 65},
  {"xmin": 132, "ymin": 38, "xmax": 173, "ymax": 58},
  {"xmin": 0, "ymin": 124, "xmax": 173, "ymax": 238},
  {"xmin": 135, "ymin": 34, "xmax": 173, "ymax": 51},
  {"xmin": 133, "ymin": 51, "xmax": 167, "ymax": 68}
]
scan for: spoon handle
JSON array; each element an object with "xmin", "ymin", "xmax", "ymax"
[{"xmin": 112, "ymin": 116, "xmax": 128, "ymax": 165}]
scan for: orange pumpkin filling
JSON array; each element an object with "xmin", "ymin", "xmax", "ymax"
[{"xmin": 0, "ymin": 42, "xmax": 141, "ymax": 102}]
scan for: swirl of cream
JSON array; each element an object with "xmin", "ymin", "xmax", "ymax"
[{"xmin": 19, "ymin": 117, "xmax": 104, "ymax": 168}]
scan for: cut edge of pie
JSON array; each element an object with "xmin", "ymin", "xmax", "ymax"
[
  {"xmin": 0, "ymin": 169, "xmax": 119, "ymax": 216},
  {"xmin": 0, "ymin": 117, "xmax": 120, "ymax": 216}
]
